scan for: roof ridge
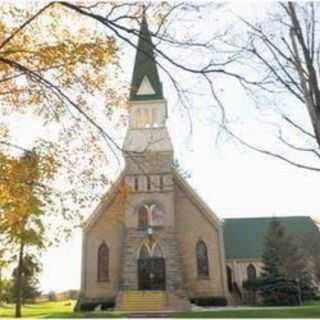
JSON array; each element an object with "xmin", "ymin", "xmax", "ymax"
[{"xmin": 224, "ymin": 215, "xmax": 311, "ymax": 220}]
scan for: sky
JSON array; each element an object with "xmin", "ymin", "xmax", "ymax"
[{"xmin": 1, "ymin": 1, "xmax": 320, "ymax": 293}]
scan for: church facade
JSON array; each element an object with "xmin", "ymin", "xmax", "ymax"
[
  {"xmin": 77, "ymin": 15, "xmax": 320, "ymax": 311},
  {"xmin": 77, "ymin": 15, "xmax": 228, "ymax": 311}
]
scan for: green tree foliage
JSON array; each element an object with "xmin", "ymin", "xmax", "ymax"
[
  {"xmin": 299, "ymin": 231, "xmax": 320, "ymax": 283},
  {"xmin": 66, "ymin": 290, "xmax": 79, "ymax": 300},
  {"xmin": 0, "ymin": 245, "xmax": 8, "ymax": 304},
  {"xmin": 0, "ymin": 278, "xmax": 13, "ymax": 304},
  {"xmin": 47, "ymin": 291, "xmax": 57, "ymax": 302},
  {"xmin": 11, "ymin": 254, "xmax": 41, "ymax": 304},
  {"xmin": 259, "ymin": 219, "xmax": 316, "ymax": 305},
  {"xmin": 0, "ymin": 150, "xmax": 47, "ymax": 317}
]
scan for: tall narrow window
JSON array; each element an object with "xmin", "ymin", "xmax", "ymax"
[
  {"xmin": 247, "ymin": 264, "xmax": 257, "ymax": 281},
  {"xmin": 143, "ymin": 108, "xmax": 149, "ymax": 127},
  {"xmin": 226, "ymin": 266, "xmax": 233, "ymax": 291},
  {"xmin": 97, "ymin": 242, "xmax": 109, "ymax": 282},
  {"xmin": 134, "ymin": 176, "xmax": 139, "ymax": 191},
  {"xmin": 196, "ymin": 240, "xmax": 209, "ymax": 278},
  {"xmin": 159, "ymin": 176, "xmax": 164, "ymax": 190},
  {"xmin": 138, "ymin": 205, "xmax": 149, "ymax": 228},
  {"xmin": 136, "ymin": 109, "xmax": 141, "ymax": 128},
  {"xmin": 152, "ymin": 109, "xmax": 157, "ymax": 127},
  {"xmin": 147, "ymin": 176, "xmax": 151, "ymax": 191}
]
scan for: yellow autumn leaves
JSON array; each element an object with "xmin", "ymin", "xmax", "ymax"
[
  {"xmin": 0, "ymin": 150, "xmax": 55, "ymax": 247},
  {"xmin": 0, "ymin": 2, "xmax": 120, "ymax": 114}
]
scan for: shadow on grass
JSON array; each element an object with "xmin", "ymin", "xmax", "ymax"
[{"xmin": 44, "ymin": 311, "xmax": 128, "ymax": 318}]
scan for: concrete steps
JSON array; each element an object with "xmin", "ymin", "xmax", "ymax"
[{"xmin": 118, "ymin": 290, "xmax": 168, "ymax": 312}]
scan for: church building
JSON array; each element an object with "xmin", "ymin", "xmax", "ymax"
[{"xmin": 77, "ymin": 14, "xmax": 228, "ymax": 312}]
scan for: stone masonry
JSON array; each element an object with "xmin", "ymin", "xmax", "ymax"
[{"xmin": 120, "ymin": 227, "xmax": 183, "ymax": 291}]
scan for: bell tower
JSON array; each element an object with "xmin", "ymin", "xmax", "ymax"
[
  {"xmin": 121, "ymin": 13, "xmax": 183, "ymax": 293},
  {"xmin": 123, "ymin": 13, "xmax": 173, "ymax": 159}
]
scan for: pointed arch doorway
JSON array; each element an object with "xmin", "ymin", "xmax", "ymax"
[{"xmin": 138, "ymin": 242, "xmax": 166, "ymax": 290}]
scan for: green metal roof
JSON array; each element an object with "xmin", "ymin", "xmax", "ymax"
[
  {"xmin": 129, "ymin": 14, "xmax": 163, "ymax": 101},
  {"xmin": 223, "ymin": 216, "xmax": 319, "ymax": 260}
]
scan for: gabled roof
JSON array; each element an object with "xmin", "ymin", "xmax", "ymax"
[
  {"xmin": 173, "ymin": 169, "xmax": 222, "ymax": 231},
  {"xmin": 223, "ymin": 216, "xmax": 320, "ymax": 260},
  {"xmin": 82, "ymin": 172, "xmax": 124, "ymax": 232},
  {"xmin": 83, "ymin": 169, "xmax": 223, "ymax": 233},
  {"xmin": 129, "ymin": 14, "xmax": 163, "ymax": 101}
]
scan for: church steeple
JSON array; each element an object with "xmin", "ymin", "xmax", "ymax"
[
  {"xmin": 124, "ymin": 11, "xmax": 172, "ymax": 154},
  {"xmin": 129, "ymin": 12, "xmax": 163, "ymax": 101}
]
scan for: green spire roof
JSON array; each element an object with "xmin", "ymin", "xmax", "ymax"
[{"xmin": 129, "ymin": 14, "xmax": 163, "ymax": 101}]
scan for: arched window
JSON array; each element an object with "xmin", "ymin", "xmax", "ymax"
[
  {"xmin": 153, "ymin": 244, "xmax": 163, "ymax": 258},
  {"xmin": 138, "ymin": 205, "xmax": 149, "ymax": 228},
  {"xmin": 97, "ymin": 242, "xmax": 109, "ymax": 282},
  {"xmin": 138, "ymin": 242, "xmax": 163, "ymax": 259},
  {"xmin": 196, "ymin": 240, "xmax": 209, "ymax": 278},
  {"xmin": 139, "ymin": 244, "xmax": 150, "ymax": 258},
  {"xmin": 247, "ymin": 264, "xmax": 257, "ymax": 281}
]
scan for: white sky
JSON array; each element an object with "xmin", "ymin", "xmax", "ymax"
[{"xmin": 1, "ymin": 1, "xmax": 320, "ymax": 293}]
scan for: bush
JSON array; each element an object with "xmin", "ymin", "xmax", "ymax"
[
  {"xmin": 66, "ymin": 290, "xmax": 79, "ymax": 300},
  {"xmin": 78, "ymin": 300, "xmax": 115, "ymax": 311},
  {"xmin": 190, "ymin": 296, "xmax": 228, "ymax": 307},
  {"xmin": 243, "ymin": 279, "xmax": 261, "ymax": 291},
  {"xmin": 48, "ymin": 291, "xmax": 57, "ymax": 302}
]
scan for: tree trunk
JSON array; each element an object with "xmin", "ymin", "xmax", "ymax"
[
  {"xmin": 0, "ymin": 267, "xmax": 2, "ymax": 305},
  {"xmin": 288, "ymin": 2, "xmax": 320, "ymax": 147},
  {"xmin": 15, "ymin": 241, "xmax": 24, "ymax": 318}
]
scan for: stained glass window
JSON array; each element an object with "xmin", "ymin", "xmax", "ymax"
[
  {"xmin": 138, "ymin": 205, "xmax": 149, "ymax": 228},
  {"xmin": 139, "ymin": 244, "xmax": 150, "ymax": 258},
  {"xmin": 196, "ymin": 240, "xmax": 209, "ymax": 278},
  {"xmin": 97, "ymin": 243, "xmax": 109, "ymax": 282},
  {"xmin": 247, "ymin": 264, "xmax": 257, "ymax": 281}
]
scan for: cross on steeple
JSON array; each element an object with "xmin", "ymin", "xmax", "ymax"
[{"xmin": 129, "ymin": 10, "xmax": 163, "ymax": 101}]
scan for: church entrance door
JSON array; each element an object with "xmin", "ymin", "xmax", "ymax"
[{"xmin": 138, "ymin": 257, "xmax": 166, "ymax": 290}]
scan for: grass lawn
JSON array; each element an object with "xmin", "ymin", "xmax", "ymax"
[
  {"xmin": 176, "ymin": 305, "xmax": 320, "ymax": 318},
  {"xmin": 1, "ymin": 300, "xmax": 320, "ymax": 318},
  {"xmin": 0, "ymin": 300, "xmax": 124, "ymax": 318}
]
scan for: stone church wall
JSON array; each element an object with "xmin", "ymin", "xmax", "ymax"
[
  {"xmin": 82, "ymin": 190, "xmax": 125, "ymax": 301},
  {"xmin": 120, "ymin": 184, "xmax": 183, "ymax": 290},
  {"xmin": 120, "ymin": 227, "xmax": 183, "ymax": 290},
  {"xmin": 124, "ymin": 191, "xmax": 175, "ymax": 228},
  {"xmin": 174, "ymin": 183, "xmax": 227, "ymax": 298},
  {"xmin": 125, "ymin": 151, "xmax": 173, "ymax": 175}
]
